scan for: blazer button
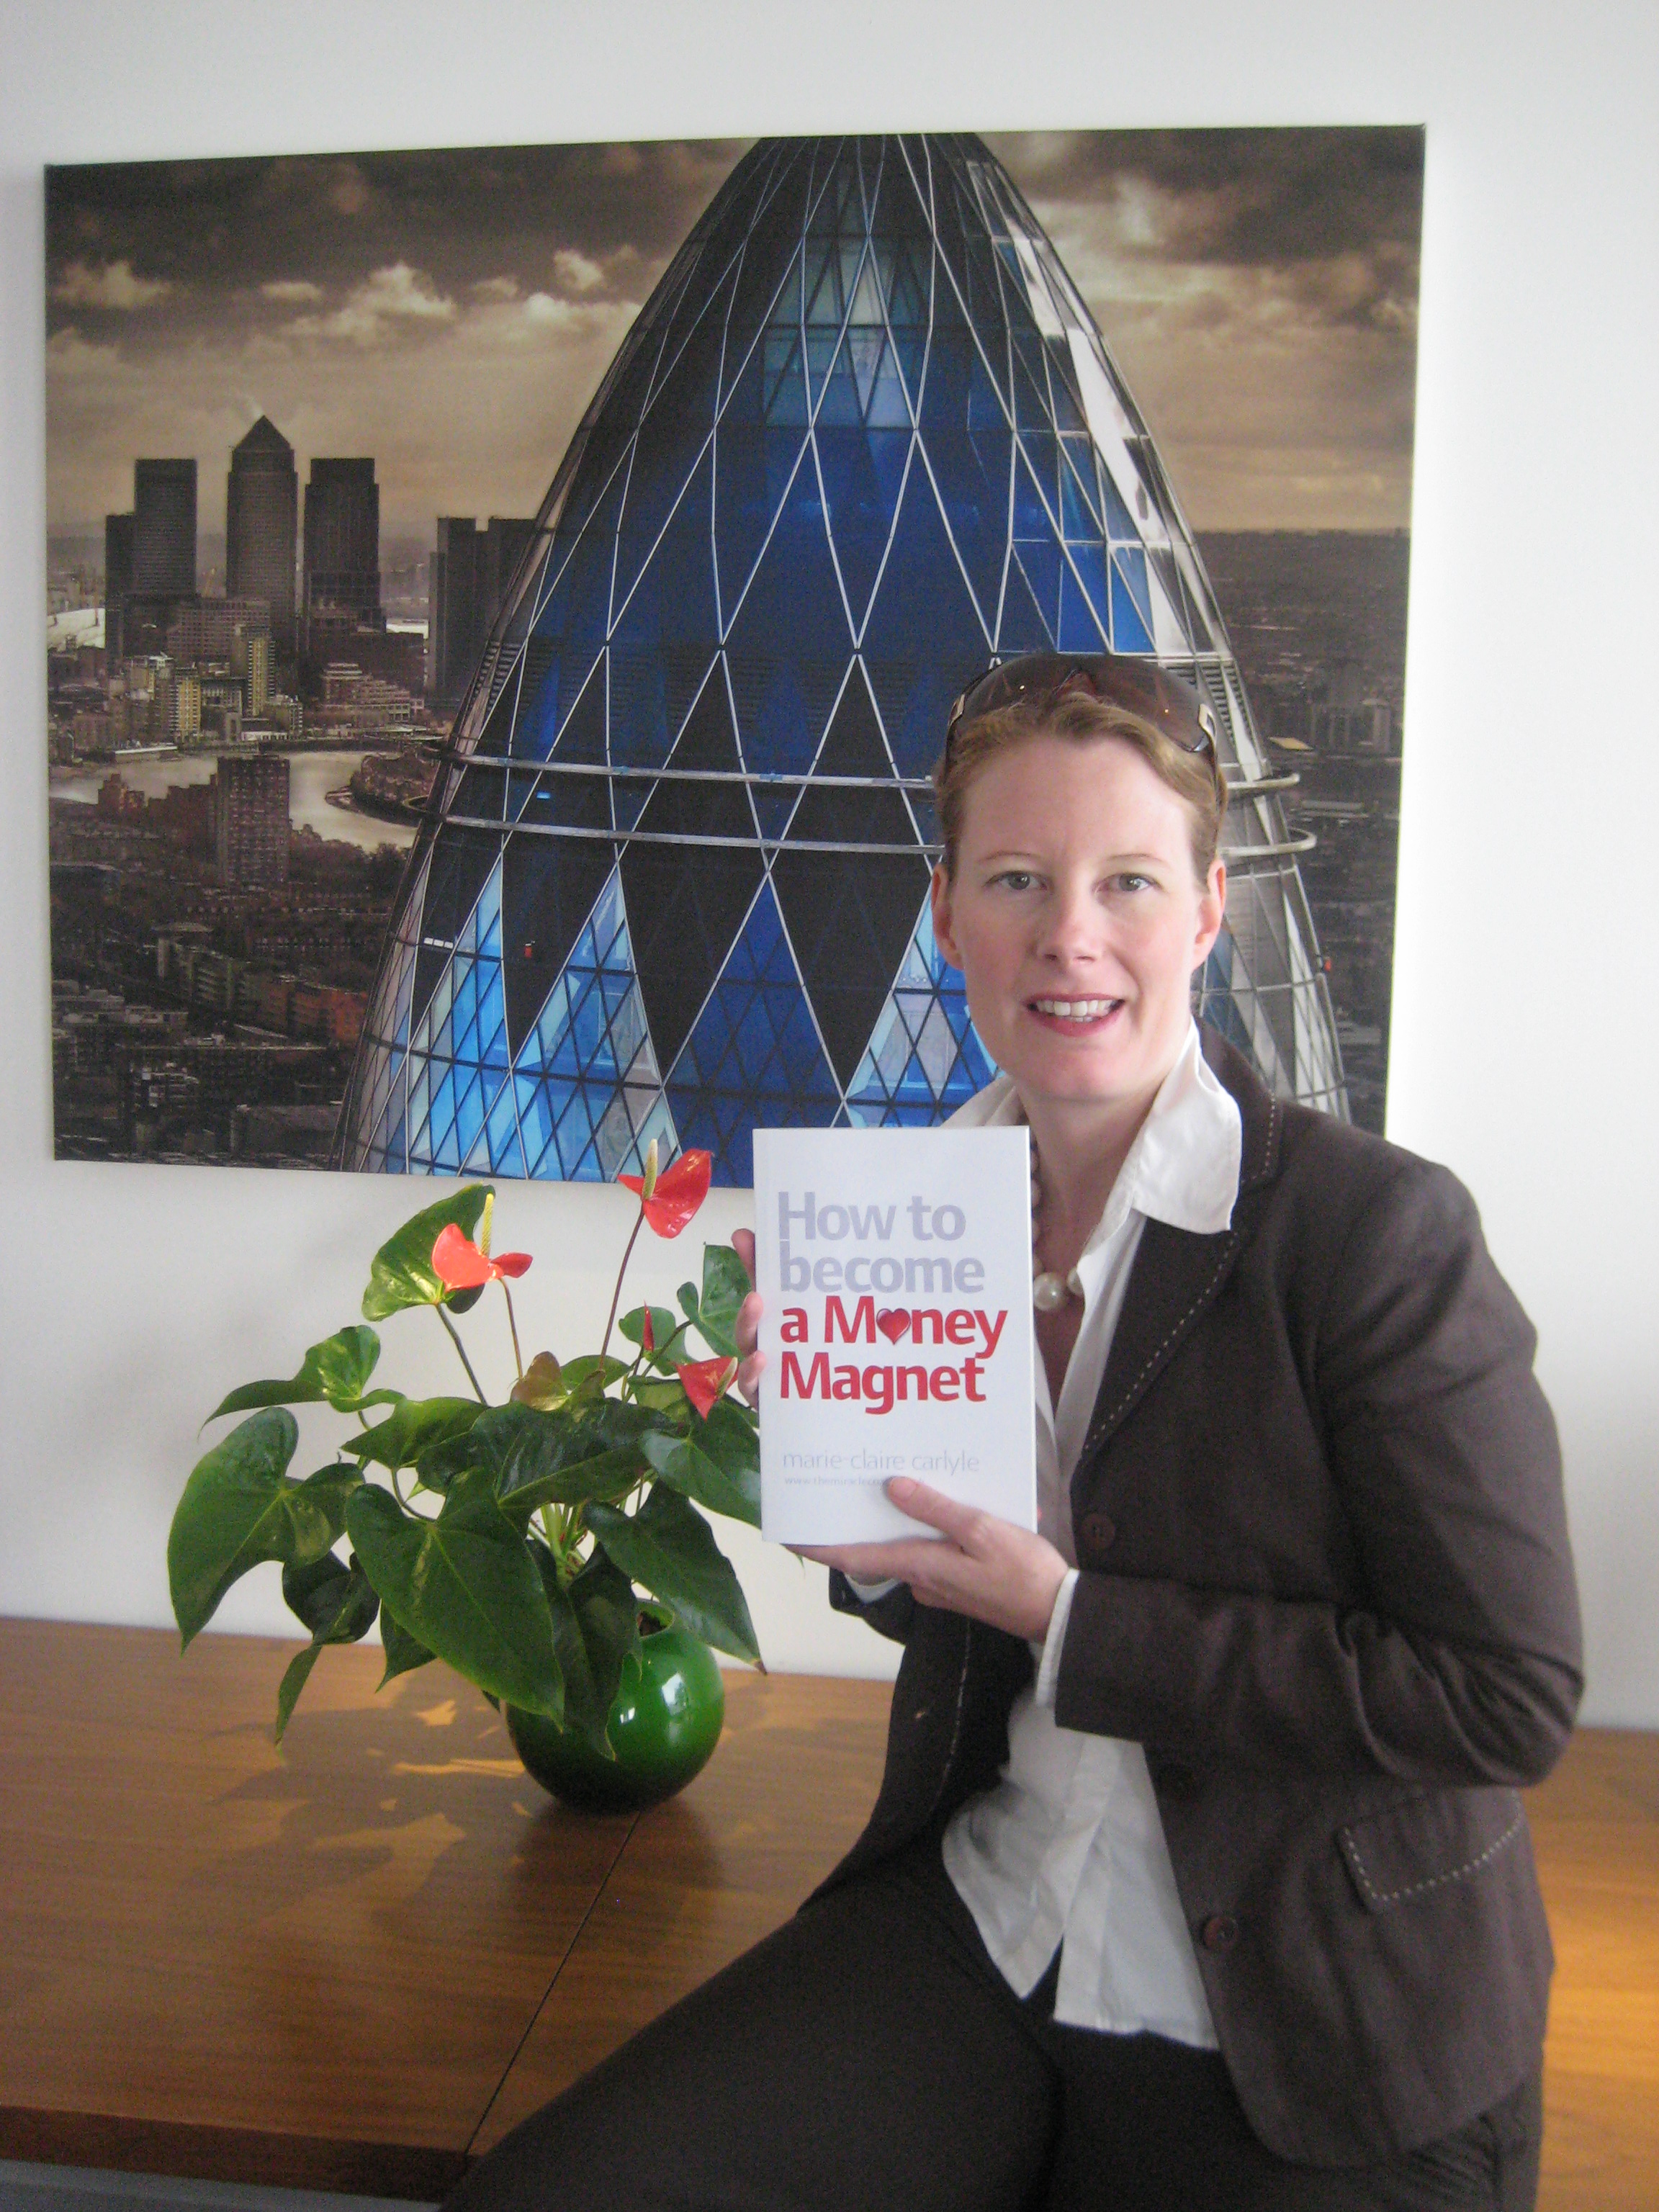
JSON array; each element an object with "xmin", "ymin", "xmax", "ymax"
[
  {"xmin": 1080, "ymin": 1511, "xmax": 1116, "ymax": 1553},
  {"xmin": 1200, "ymin": 1913, "xmax": 1239, "ymax": 1954}
]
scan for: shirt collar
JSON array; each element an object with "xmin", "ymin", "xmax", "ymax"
[{"xmin": 945, "ymin": 1024, "xmax": 1242, "ymax": 1238}]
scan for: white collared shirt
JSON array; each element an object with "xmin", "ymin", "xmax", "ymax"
[{"xmin": 936, "ymin": 1023, "xmax": 1242, "ymax": 2042}]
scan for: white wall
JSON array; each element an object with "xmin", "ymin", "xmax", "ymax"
[{"xmin": 2, "ymin": 0, "xmax": 1654, "ymax": 1719}]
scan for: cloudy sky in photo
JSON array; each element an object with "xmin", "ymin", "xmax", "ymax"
[{"xmin": 46, "ymin": 129, "xmax": 1421, "ymax": 544}]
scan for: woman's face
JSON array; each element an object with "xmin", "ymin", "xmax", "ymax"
[{"xmin": 932, "ymin": 734, "xmax": 1225, "ymax": 1123}]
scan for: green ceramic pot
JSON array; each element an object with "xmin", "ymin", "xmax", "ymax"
[{"xmin": 505, "ymin": 1615, "xmax": 726, "ymax": 1812}]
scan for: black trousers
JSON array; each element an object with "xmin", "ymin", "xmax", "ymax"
[{"xmin": 449, "ymin": 1835, "xmax": 1542, "ymax": 2212}]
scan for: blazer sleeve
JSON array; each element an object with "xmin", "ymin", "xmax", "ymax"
[{"xmin": 1052, "ymin": 1156, "xmax": 1584, "ymax": 1788}]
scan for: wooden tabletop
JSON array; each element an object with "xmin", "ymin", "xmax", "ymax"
[
  {"xmin": 0, "ymin": 1619, "xmax": 890, "ymax": 2198},
  {"xmin": 0, "ymin": 1619, "xmax": 1653, "ymax": 2210}
]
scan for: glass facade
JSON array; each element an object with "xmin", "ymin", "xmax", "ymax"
[{"xmin": 340, "ymin": 134, "xmax": 1346, "ymax": 1185}]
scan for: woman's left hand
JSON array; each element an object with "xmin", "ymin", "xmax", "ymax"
[{"xmin": 793, "ymin": 1478, "xmax": 1071, "ymax": 1644}]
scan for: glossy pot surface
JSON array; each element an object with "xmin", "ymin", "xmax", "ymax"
[{"xmin": 505, "ymin": 1620, "xmax": 725, "ymax": 1812}]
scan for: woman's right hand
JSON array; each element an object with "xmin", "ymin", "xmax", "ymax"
[{"xmin": 732, "ymin": 1227, "xmax": 764, "ymax": 1406}]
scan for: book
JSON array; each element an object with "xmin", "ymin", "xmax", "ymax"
[{"xmin": 752, "ymin": 1125, "xmax": 1037, "ymax": 1545}]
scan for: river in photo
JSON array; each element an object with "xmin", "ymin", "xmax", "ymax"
[{"xmin": 50, "ymin": 747, "xmax": 418, "ymax": 852}]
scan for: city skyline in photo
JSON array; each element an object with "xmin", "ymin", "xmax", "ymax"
[{"xmin": 47, "ymin": 129, "xmax": 1422, "ymax": 547}]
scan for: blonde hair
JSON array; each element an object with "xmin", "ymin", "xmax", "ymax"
[{"xmin": 934, "ymin": 690, "xmax": 1228, "ymax": 884}]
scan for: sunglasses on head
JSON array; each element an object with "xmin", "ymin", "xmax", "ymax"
[{"xmin": 944, "ymin": 651, "xmax": 1218, "ymax": 763}]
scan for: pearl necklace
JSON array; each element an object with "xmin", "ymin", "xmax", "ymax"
[{"xmin": 1030, "ymin": 1139, "xmax": 1084, "ymax": 1313}]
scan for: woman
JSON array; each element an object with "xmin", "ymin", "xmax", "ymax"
[{"xmin": 451, "ymin": 652, "xmax": 1580, "ymax": 2212}]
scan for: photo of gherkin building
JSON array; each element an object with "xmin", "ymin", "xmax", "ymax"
[{"xmin": 338, "ymin": 133, "xmax": 1346, "ymax": 1186}]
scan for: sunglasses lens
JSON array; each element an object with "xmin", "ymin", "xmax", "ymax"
[{"xmin": 949, "ymin": 653, "xmax": 1213, "ymax": 758}]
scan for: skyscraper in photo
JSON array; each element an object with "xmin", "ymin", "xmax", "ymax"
[
  {"xmin": 429, "ymin": 516, "xmax": 480, "ymax": 711},
  {"xmin": 430, "ymin": 516, "xmax": 538, "ymax": 712},
  {"xmin": 104, "ymin": 511, "xmax": 133, "ymax": 665},
  {"xmin": 226, "ymin": 416, "xmax": 298, "ymax": 653},
  {"xmin": 132, "ymin": 459, "xmax": 196, "ymax": 596},
  {"xmin": 302, "ymin": 457, "xmax": 381, "ymax": 639},
  {"xmin": 341, "ymin": 134, "xmax": 1344, "ymax": 1184},
  {"xmin": 214, "ymin": 752, "xmax": 289, "ymax": 887}
]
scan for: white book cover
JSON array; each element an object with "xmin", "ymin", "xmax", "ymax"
[{"xmin": 752, "ymin": 1125, "xmax": 1037, "ymax": 1545}]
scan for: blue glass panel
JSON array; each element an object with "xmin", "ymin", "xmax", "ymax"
[
  {"xmin": 1067, "ymin": 538, "xmax": 1113, "ymax": 640},
  {"xmin": 1022, "ymin": 428, "xmax": 1061, "ymax": 519},
  {"xmin": 804, "ymin": 236, "xmax": 843, "ymax": 325},
  {"xmin": 1060, "ymin": 446, "xmax": 1100, "ymax": 539},
  {"xmin": 1057, "ymin": 559, "xmax": 1107, "ymax": 652},
  {"xmin": 715, "ymin": 338, "xmax": 806, "ymax": 621},
  {"xmin": 665, "ymin": 880, "xmax": 840, "ymax": 1186},
  {"xmin": 722, "ymin": 153, "xmax": 810, "ymax": 382},
  {"xmin": 1100, "ymin": 464, "xmax": 1138, "ymax": 545},
  {"xmin": 484, "ymin": 1075, "xmax": 526, "ymax": 1175},
  {"xmin": 1012, "ymin": 444, "xmax": 1053, "ymax": 541},
  {"xmin": 452, "ymin": 1072, "xmax": 486, "ymax": 1158},
  {"xmin": 1012, "ymin": 537, "xmax": 1061, "ymax": 643},
  {"xmin": 517, "ymin": 466, "xmax": 629, "ymax": 757},
  {"xmin": 861, "ymin": 462, "xmax": 988, "ymax": 776},
  {"xmin": 817, "ymin": 423, "xmax": 912, "ymax": 626},
  {"xmin": 1047, "ymin": 353, "xmax": 1087, "ymax": 433},
  {"xmin": 1110, "ymin": 558, "xmax": 1156, "ymax": 653},
  {"xmin": 725, "ymin": 475, "xmax": 851, "ymax": 777},
  {"xmin": 612, "ymin": 447, "xmax": 720, "ymax": 771},
  {"xmin": 760, "ymin": 328, "xmax": 809, "ymax": 426},
  {"xmin": 1113, "ymin": 544, "xmax": 1154, "ymax": 632},
  {"xmin": 615, "ymin": 275, "xmax": 728, "ymax": 616},
  {"xmin": 1010, "ymin": 344, "xmax": 1051, "ymax": 434},
  {"xmin": 812, "ymin": 337, "xmax": 863, "ymax": 427},
  {"xmin": 918, "ymin": 328, "xmax": 1009, "ymax": 632}
]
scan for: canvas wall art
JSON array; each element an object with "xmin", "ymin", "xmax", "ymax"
[{"xmin": 45, "ymin": 130, "xmax": 1421, "ymax": 1179}]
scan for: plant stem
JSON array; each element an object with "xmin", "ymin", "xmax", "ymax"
[
  {"xmin": 501, "ymin": 1281, "xmax": 524, "ymax": 1381},
  {"xmin": 600, "ymin": 1203, "xmax": 647, "ymax": 1364},
  {"xmin": 436, "ymin": 1303, "xmax": 487, "ymax": 1403}
]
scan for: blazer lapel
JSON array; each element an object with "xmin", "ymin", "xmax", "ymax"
[{"xmin": 1074, "ymin": 1030, "xmax": 1285, "ymax": 1469}]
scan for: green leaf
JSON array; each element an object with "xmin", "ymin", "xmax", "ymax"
[
  {"xmin": 281, "ymin": 1550, "xmax": 379, "ymax": 1640},
  {"xmin": 343, "ymin": 1396, "xmax": 485, "ymax": 1472},
  {"xmin": 559, "ymin": 1353, "xmax": 631, "ymax": 1400},
  {"xmin": 361, "ymin": 1185, "xmax": 491, "ymax": 1321},
  {"xmin": 345, "ymin": 1470, "xmax": 563, "ymax": 1720},
  {"xmin": 168, "ymin": 1411, "xmax": 352, "ymax": 1647},
  {"xmin": 694, "ymin": 1243, "xmax": 750, "ymax": 1359},
  {"xmin": 694, "ymin": 1396, "xmax": 761, "ymax": 1503},
  {"xmin": 529, "ymin": 1546, "xmax": 638, "ymax": 1760},
  {"xmin": 272, "ymin": 1552, "xmax": 381, "ymax": 1743},
  {"xmin": 206, "ymin": 1326, "xmax": 389, "ymax": 1421},
  {"xmin": 629, "ymin": 1377, "xmax": 691, "ymax": 1414},
  {"xmin": 493, "ymin": 1400, "xmax": 666, "ymax": 1519},
  {"xmin": 379, "ymin": 1607, "xmax": 436, "ymax": 1688},
  {"xmin": 639, "ymin": 1429, "xmax": 759, "ymax": 1528},
  {"xmin": 587, "ymin": 1484, "xmax": 760, "ymax": 1665},
  {"xmin": 511, "ymin": 1351, "xmax": 565, "ymax": 1408}
]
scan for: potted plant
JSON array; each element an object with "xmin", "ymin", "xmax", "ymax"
[{"xmin": 166, "ymin": 1146, "xmax": 763, "ymax": 1810}]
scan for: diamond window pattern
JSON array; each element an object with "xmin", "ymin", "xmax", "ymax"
[{"xmin": 341, "ymin": 134, "xmax": 1345, "ymax": 1182}]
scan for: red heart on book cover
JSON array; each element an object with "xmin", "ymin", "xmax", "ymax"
[{"xmin": 876, "ymin": 1308, "xmax": 909, "ymax": 1344}]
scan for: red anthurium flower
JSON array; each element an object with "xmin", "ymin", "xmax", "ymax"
[
  {"xmin": 677, "ymin": 1356, "xmax": 737, "ymax": 1421},
  {"xmin": 619, "ymin": 1146, "xmax": 712, "ymax": 1238},
  {"xmin": 431, "ymin": 1221, "xmax": 533, "ymax": 1290},
  {"xmin": 640, "ymin": 1308, "xmax": 656, "ymax": 1354}
]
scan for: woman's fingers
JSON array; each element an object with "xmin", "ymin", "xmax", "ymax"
[
  {"xmin": 730, "ymin": 1234, "xmax": 763, "ymax": 1403},
  {"xmin": 732, "ymin": 1226, "xmax": 755, "ymax": 1284},
  {"xmin": 799, "ymin": 1481, "xmax": 1071, "ymax": 1644}
]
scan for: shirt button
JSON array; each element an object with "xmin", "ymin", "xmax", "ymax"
[
  {"xmin": 1200, "ymin": 1913, "xmax": 1240, "ymax": 1954},
  {"xmin": 1080, "ymin": 1511, "xmax": 1116, "ymax": 1553}
]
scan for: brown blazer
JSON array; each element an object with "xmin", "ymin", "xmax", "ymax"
[{"xmin": 824, "ymin": 1029, "xmax": 1582, "ymax": 2167}]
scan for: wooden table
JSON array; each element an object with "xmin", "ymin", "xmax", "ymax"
[{"xmin": 0, "ymin": 1619, "xmax": 1653, "ymax": 2210}]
